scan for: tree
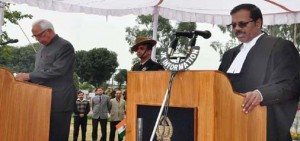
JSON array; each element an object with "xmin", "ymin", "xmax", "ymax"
[
  {"xmin": 209, "ymin": 25, "xmax": 238, "ymax": 60},
  {"xmin": 125, "ymin": 15, "xmax": 197, "ymax": 63},
  {"xmin": 0, "ymin": 45, "xmax": 13, "ymax": 67},
  {"xmin": 266, "ymin": 24, "xmax": 300, "ymax": 51},
  {"xmin": 125, "ymin": 15, "xmax": 172, "ymax": 51},
  {"xmin": 210, "ymin": 39, "xmax": 239, "ymax": 61},
  {"xmin": 75, "ymin": 48, "xmax": 119, "ymax": 87},
  {"xmin": 79, "ymin": 82, "xmax": 95, "ymax": 92},
  {"xmin": 114, "ymin": 69, "xmax": 127, "ymax": 88},
  {"xmin": 1, "ymin": 3, "xmax": 33, "ymax": 42},
  {"xmin": 210, "ymin": 24, "xmax": 300, "ymax": 60},
  {"xmin": 0, "ymin": 3, "xmax": 34, "ymax": 71},
  {"xmin": 0, "ymin": 43, "xmax": 39, "ymax": 72},
  {"xmin": 176, "ymin": 22, "xmax": 197, "ymax": 53},
  {"xmin": 9, "ymin": 43, "xmax": 39, "ymax": 72},
  {"xmin": 73, "ymin": 72, "xmax": 80, "ymax": 91}
]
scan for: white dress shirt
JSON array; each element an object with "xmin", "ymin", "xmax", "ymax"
[{"xmin": 227, "ymin": 33, "xmax": 264, "ymax": 74}]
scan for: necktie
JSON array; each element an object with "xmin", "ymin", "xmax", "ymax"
[{"xmin": 99, "ymin": 96, "xmax": 102, "ymax": 103}]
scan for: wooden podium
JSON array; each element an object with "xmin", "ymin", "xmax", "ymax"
[
  {"xmin": 126, "ymin": 71, "xmax": 266, "ymax": 141},
  {"xmin": 0, "ymin": 68, "xmax": 52, "ymax": 141}
]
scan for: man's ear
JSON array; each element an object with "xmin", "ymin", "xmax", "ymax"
[{"xmin": 256, "ymin": 19, "xmax": 262, "ymax": 29}]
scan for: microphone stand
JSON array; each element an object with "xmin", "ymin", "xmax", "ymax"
[
  {"xmin": 169, "ymin": 37, "xmax": 178, "ymax": 57},
  {"xmin": 151, "ymin": 30, "xmax": 206, "ymax": 140},
  {"xmin": 150, "ymin": 34, "xmax": 193, "ymax": 141},
  {"xmin": 150, "ymin": 71, "xmax": 176, "ymax": 141}
]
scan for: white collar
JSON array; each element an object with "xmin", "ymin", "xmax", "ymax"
[
  {"xmin": 226, "ymin": 33, "xmax": 264, "ymax": 74},
  {"xmin": 241, "ymin": 33, "xmax": 264, "ymax": 51}
]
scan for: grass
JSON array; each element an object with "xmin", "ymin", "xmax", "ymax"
[{"xmin": 69, "ymin": 118, "xmax": 123, "ymax": 141}]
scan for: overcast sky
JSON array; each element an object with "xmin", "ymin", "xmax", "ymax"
[{"xmin": 3, "ymin": 4, "xmax": 231, "ymax": 70}]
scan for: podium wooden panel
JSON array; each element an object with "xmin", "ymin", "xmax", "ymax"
[
  {"xmin": 0, "ymin": 67, "xmax": 52, "ymax": 141},
  {"xmin": 126, "ymin": 71, "xmax": 266, "ymax": 141}
]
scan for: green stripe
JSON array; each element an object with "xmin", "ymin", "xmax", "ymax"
[{"xmin": 119, "ymin": 130, "xmax": 125, "ymax": 138}]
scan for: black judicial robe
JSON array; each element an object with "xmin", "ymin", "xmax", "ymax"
[{"xmin": 219, "ymin": 34, "xmax": 300, "ymax": 141}]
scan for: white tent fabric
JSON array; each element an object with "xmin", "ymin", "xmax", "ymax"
[
  {"xmin": 3, "ymin": 0, "xmax": 158, "ymax": 17},
  {"xmin": 159, "ymin": 0, "xmax": 300, "ymax": 25},
  {"xmin": 3, "ymin": 0, "xmax": 300, "ymax": 25}
]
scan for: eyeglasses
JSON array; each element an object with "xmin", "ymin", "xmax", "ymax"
[
  {"xmin": 32, "ymin": 30, "xmax": 47, "ymax": 38},
  {"xmin": 227, "ymin": 20, "xmax": 254, "ymax": 29}
]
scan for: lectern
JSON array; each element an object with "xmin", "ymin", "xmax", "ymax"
[
  {"xmin": 0, "ymin": 67, "xmax": 52, "ymax": 141},
  {"xmin": 126, "ymin": 71, "xmax": 266, "ymax": 141}
]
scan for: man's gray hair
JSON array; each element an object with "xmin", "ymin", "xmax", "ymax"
[{"xmin": 33, "ymin": 19, "xmax": 55, "ymax": 32}]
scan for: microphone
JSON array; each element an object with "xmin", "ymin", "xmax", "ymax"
[
  {"xmin": 174, "ymin": 31, "xmax": 194, "ymax": 38},
  {"xmin": 0, "ymin": 39, "xmax": 19, "ymax": 45},
  {"xmin": 194, "ymin": 30, "xmax": 211, "ymax": 39}
]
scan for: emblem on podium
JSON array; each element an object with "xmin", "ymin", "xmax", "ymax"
[{"xmin": 155, "ymin": 116, "xmax": 173, "ymax": 141}]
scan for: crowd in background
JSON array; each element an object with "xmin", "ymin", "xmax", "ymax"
[{"xmin": 73, "ymin": 87, "xmax": 126, "ymax": 141}]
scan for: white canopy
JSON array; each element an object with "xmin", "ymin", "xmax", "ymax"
[{"xmin": 3, "ymin": 0, "xmax": 300, "ymax": 25}]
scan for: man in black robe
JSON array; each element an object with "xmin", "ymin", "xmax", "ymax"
[{"xmin": 219, "ymin": 4, "xmax": 300, "ymax": 141}]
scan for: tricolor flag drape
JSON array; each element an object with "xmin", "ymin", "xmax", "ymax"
[{"xmin": 116, "ymin": 119, "xmax": 126, "ymax": 138}]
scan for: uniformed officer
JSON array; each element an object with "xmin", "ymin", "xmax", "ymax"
[{"xmin": 131, "ymin": 37, "xmax": 164, "ymax": 71}]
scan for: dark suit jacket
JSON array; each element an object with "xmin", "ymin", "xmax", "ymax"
[
  {"xmin": 29, "ymin": 35, "xmax": 76, "ymax": 113},
  {"xmin": 219, "ymin": 34, "xmax": 300, "ymax": 141}
]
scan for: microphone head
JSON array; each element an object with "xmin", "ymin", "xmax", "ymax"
[
  {"xmin": 11, "ymin": 39, "xmax": 19, "ymax": 43},
  {"xmin": 203, "ymin": 30, "xmax": 211, "ymax": 39},
  {"xmin": 194, "ymin": 30, "xmax": 211, "ymax": 39},
  {"xmin": 0, "ymin": 39, "xmax": 19, "ymax": 46}
]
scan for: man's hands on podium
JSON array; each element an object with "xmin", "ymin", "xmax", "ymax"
[
  {"xmin": 240, "ymin": 90, "xmax": 262, "ymax": 114},
  {"xmin": 15, "ymin": 73, "xmax": 30, "ymax": 81}
]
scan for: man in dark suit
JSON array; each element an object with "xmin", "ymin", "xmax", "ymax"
[
  {"xmin": 219, "ymin": 4, "xmax": 300, "ymax": 141},
  {"xmin": 131, "ymin": 37, "xmax": 164, "ymax": 71},
  {"xmin": 15, "ymin": 19, "xmax": 76, "ymax": 141},
  {"xmin": 91, "ymin": 87, "xmax": 111, "ymax": 141}
]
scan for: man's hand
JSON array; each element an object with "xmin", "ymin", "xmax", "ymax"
[
  {"xmin": 15, "ymin": 73, "xmax": 30, "ymax": 81},
  {"xmin": 240, "ymin": 90, "xmax": 262, "ymax": 114}
]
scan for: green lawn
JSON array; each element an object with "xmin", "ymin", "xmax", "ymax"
[{"xmin": 69, "ymin": 118, "xmax": 124, "ymax": 141}]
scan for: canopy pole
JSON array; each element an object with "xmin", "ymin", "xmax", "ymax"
[
  {"xmin": 0, "ymin": 1, "xmax": 4, "ymax": 37},
  {"xmin": 151, "ymin": 6, "xmax": 159, "ymax": 62}
]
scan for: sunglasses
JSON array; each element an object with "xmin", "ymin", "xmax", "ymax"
[{"xmin": 227, "ymin": 20, "xmax": 254, "ymax": 29}]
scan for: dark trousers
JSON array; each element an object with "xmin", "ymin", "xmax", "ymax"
[
  {"xmin": 73, "ymin": 116, "xmax": 88, "ymax": 141},
  {"xmin": 92, "ymin": 118, "xmax": 107, "ymax": 141},
  {"xmin": 49, "ymin": 112, "xmax": 72, "ymax": 141},
  {"xmin": 110, "ymin": 121, "xmax": 123, "ymax": 141}
]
